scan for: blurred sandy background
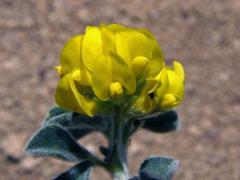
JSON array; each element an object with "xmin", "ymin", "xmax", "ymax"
[{"xmin": 0, "ymin": 0, "xmax": 240, "ymax": 179}]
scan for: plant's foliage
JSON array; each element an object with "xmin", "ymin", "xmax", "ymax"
[
  {"xmin": 71, "ymin": 113, "xmax": 110, "ymax": 133},
  {"xmin": 44, "ymin": 106, "xmax": 68, "ymax": 122},
  {"xmin": 25, "ymin": 124, "xmax": 91, "ymax": 162},
  {"xmin": 53, "ymin": 161, "xmax": 92, "ymax": 180},
  {"xmin": 69, "ymin": 128, "xmax": 93, "ymax": 139},
  {"xmin": 139, "ymin": 156, "xmax": 179, "ymax": 180},
  {"xmin": 141, "ymin": 110, "xmax": 180, "ymax": 133},
  {"xmin": 42, "ymin": 107, "xmax": 111, "ymax": 140}
]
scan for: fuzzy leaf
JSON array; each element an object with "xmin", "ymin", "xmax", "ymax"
[
  {"xmin": 71, "ymin": 113, "xmax": 110, "ymax": 133},
  {"xmin": 69, "ymin": 128, "xmax": 93, "ymax": 139},
  {"xmin": 44, "ymin": 106, "xmax": 68, "ymax": 122},
  {"xmin": 139, "ymin": 156, "xmax": 179, "ymax": 180},
  {"xmin": 141, "ymin": 110, "xmax": 180, "ymax": 133},
  {"xmin": 44, "ymin": 112, "xmax": 73, "ymax": 126},
  {"xmin": 25, "ymin": 124, "xmax": 91, "ymax": 162},
  {"xmin": 53, "ymin": 161, "xmax": 92, "ymax": 180},
  {"xmin": 43, "ymin": 111, "xmax": 111, "ymax": 140},
  {"xmin": 44, "ymin": 112, "xmax": 109, "ymax": 134},
  {"xmin": 44, "ymin": 112, "xmax": 94, "ymax": 138}
]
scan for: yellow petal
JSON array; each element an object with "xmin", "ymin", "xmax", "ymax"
[
  {"xmin": 131, "ymin": 56, "xmax": 150, "ymax": 77},
  {"xmin": 133, "ymin": 78, "xmax": 158, "ymax": 113},
  {"xmin": 141, "ymin": 78, "xmax": 159, "ymax": 95},
  {"xmin": 116, "ymin": 29, "xmax": 151, "ymax": 65},
  {"xmin": 166, "ymin": 69, "xmax": 184, "ymax": 98},
  {"xmin": 69, "ymin": 74, "xmax": 96, "ymax": 116},
  {"xmin": 92, "ymin": 54, "xmax": 112, "ymax": 101},
  {"xmin": 55, "ymin": 66, "xmax": 63, "ymax": 77},
  {"xmin": 70, "ymin": 67, "xmax": 91, "ymax": 86},
  {"xmin": 134, "ymin": 96, "xmax": 153, "ymax": 113},
  {"xmin": 99, "ymin": 26, "xmax": 116, "ymax": 53},
  {"xmin": 110, "ymin": 52, "xmax": 136, "ymax": 94},
  {"xmin": 55, "ymin": 73, "xmax": 84, "ymax": 114},
  {"xmin": 60, "ymin": 35, "xmax": 83, "ymax": 74},
  {"xmin": 160, "ymin": 94, "xmax": 178, "ymax": 109},
  {"xmin": 105, "ymin": 24, "xmax": 125, "ymax": 32},
  {"xmin": 155, "ymin": 68, "xmax": 169, "ymax": 100},
  {"xmin": 173, "ymin": 60, "xmax": 185, "ymax": 82},
  {"xmin": 109, "ymin": 82, "xmax": 124, "ymax": 97},
  {"xmin": 139, "ymin": 29, "xmax": 165, "ymax": 77},
  {"xmin": 71, "ymin": 69, "xmax": 81, "ymax": 81},
  {"xmin": 82, "ymin": 26, "xmax": 102, "ymax": 72},
  {"xmin": 92, "ymin": 52, "xmax": 136, "ymax": 100},
  {"xmin": 157, "ymin": 62, "xmax": 185, "ymax": 109}
]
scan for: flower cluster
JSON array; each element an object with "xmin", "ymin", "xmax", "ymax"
[{"xmin": 55, "ymin": 24, "xmax": 185, "ymax": 116}]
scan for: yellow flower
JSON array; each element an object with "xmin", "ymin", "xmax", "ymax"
[
  {"xmin": 55, "ymin": 23, "xmax": 184, "ymax": 116},
  {"xmin": 159, "ymin": 61, "xmax": 185, "ymax": 108},
  {"xmin": 134, "ymin": 61, "xmax": 185, "ymax": 112}
]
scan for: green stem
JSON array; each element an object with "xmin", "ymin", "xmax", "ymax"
[{"xmin": 109, "ymin": 107, "xmax": 129, "ymax": 180}]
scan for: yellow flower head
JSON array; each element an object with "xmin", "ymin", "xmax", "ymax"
[
  {"xmin": 134, "ymin": 61, "xmax": 185, "ymax": 113},
  {"xmin": 55, "ymin": 24, "xmax": 184, "ymax": 116}
]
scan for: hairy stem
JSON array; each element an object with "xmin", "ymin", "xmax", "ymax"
[{"xmin": 109, "ymin": 107, "xmax": 129, "ymax": 180}]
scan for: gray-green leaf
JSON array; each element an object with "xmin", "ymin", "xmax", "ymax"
[
  {"xmin": 44, "ymin": 106, "xmax": 68, "ymax": 122},
  {"xmin": 139, "ymin": 156, "xmax": 179, "ymax": 180},
  {"xmin": 53, "ymin": 161, "xmax": 92, "ymax": 180},
  {"xmin": 25, "ymin": 124, "xmax": 92, "ymax": 162},
  {"xmin": 43, "ymin": 111, "xmax": 109, "ymax": 138},
  {"xmin": 141, "ymin": 110, "xmax": 180, "ymax": 133}
]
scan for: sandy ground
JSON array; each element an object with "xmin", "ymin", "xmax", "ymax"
[{"xmin": 0, "ymin": 0, "xmax": 240, "ymax": 179}]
